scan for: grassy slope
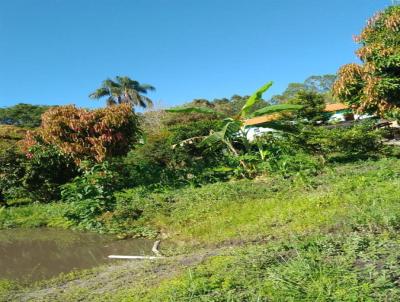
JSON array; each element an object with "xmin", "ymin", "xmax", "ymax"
[{"xmin": 2, "ymin": 158, "xmax": 400, "ymax": 301}]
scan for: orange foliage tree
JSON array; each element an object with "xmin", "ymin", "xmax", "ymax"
[
  {"xmin": 333, "ymin": 5, "xmax": 400, "ymax": 115},
  {"xmin": 23, "ymin": 103, "xmax": 141, "ymax": 163}
]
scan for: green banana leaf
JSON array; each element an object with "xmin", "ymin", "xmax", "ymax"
[
  {"xmin": 199, "ymin": 120, "xmax": 241, "ymax": 147},
  {"xmin": 240, "ymin": 81, "xmax": 273, "ymax": 118}
]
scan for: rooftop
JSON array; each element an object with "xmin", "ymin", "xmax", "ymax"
[{"xmin": 244, "ymin": 103, "xmax": 349, "ymax": 126}]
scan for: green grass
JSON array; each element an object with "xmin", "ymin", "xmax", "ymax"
[
  {"xmin": 115, "ymin": 231, "xmax": 400, "ymax": 301},
  {"xmin": 0, "ymin": 203, "xmax": 70, "ymax": 229},
  {"xmin": 2, "ymin": 157, "xmax": 400, "ymax": 301},
  {"xmin": 151, "ymin": 159, "xmax": 400, "ymax": 246},
  {"xmin": 2, "ymin": 158, "xmax": 400, "ymax": 244}
]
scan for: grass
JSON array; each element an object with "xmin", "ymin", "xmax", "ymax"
[
  {"xmin": 106, "ymin": 157, "xmax": 400, "ymax": 248},
  {"xmin": 2, "ymin": 157, "xmax": 400, "ymax": 301},
  {"xmin": 0, "ymin": 203, "xmax": 70, "ymax": 229},
  {"xmin": 116, "ymin": 231, "xmax": 400, "ymax": 301}
]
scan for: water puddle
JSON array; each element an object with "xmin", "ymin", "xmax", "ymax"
[{"xmin": 0, "ymin": 228, "xmax": 154, "ymax": 282}]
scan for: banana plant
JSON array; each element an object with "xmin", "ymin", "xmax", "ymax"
[{"xmin": 166, "ymin": 82, "xmax": 302, "ymax": 170}]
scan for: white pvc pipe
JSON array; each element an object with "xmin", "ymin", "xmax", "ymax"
[{"xmin": 108, "ymin": 255, "xmax": 163, "ymax": 260}]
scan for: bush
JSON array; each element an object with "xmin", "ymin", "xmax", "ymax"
[
  {"xmin": 298, "ymin": 121, "xmax": 384, "ymax": 160},
  {"xmin": 267, "ymin": 152, "xmax": 324, "ymax": 178},
  {"xmin": 23, "ymin": 103, "xmax": 141, "ymax": 163},
  {"xmin": 124, "ymin": 119, "xmax": 227, "ymax": 188},
  {"xmin": 0, "ymin": 147, "xmax": 27, "ymax": 206},
  {"xmin": 23, "ymin": 144, "xmax": 79, "ymax": 202},
  {"xmin": 0, "ymin": 144, "xmax": 79, "ymax": 204},
  {"xmin": 61, "ymin": 162, "xmax": 121, "ymax": 230}
]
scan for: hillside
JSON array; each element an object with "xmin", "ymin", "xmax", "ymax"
[{"xmin": 2, "ymin": 157, "xmax": 400, "ymax": 301}]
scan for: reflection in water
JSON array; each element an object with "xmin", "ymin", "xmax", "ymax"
[{"xmin": 0, "ymin": 229, "xmax": 153, "ymax": 281}]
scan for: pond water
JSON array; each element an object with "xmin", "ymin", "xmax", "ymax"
[{"xmin": 0, "ymin": 229, "xmax": 154, "ymax": 282}]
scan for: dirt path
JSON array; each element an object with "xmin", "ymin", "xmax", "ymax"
[{"xmin": 8, "ymin": 249, "xmax": 221, "ymax": 302}]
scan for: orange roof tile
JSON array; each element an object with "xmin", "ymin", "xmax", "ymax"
[
  {"xmin": 323, "ymin": 103, "xmax": 349, "ymax": 112},
  {"xmin": 244, "ymin": 103, "xmax": 349, "ymax": 126},
  {"xmin": 244, "ymin": 113, "xmax": 281, "ymax": 126}
]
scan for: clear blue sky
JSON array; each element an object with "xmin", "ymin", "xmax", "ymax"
[{"xmin": 0, "ymin": 0, "xmax": 391, "ymax": 108}]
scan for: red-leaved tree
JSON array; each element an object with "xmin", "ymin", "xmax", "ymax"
[{"xmin": 23, "ymin": 103, "xmax": 140, "ymax": 163}]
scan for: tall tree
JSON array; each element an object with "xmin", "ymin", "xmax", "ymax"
[
  {"xmin": 270, "ymin": 75, "xmax": 336, "ymax": 104},
  {"xmin": 89, "ymin": 76, "xmax": 155, "ymax": 108},
  {"xmin": 288, "ymin": 90, "xmax": 326, "ymax": 123},
  {"xmin": 333, "ymin": 6, "xmax": 400, "ymax": 115},
  {"xmin": 0, "ymin": 103, "xmax": 52, "ymax": 127},
  {"xmin": 304, "ymin": 75, "xmax": 337, "ymax": 93}
]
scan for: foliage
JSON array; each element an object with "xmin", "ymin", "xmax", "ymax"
[
  {"xmin": 333, "ymin": 6, "xmax": 400, "ymax": 115},
  {"xmin": 136, "ymin": 232, "xmax": 400, "ymax": 301},
  {"xmin": 163, "ymin": 94, "xmax": 271, "ymax": 127},
  {"xmin": 5, "ymin": 157, "xmax": 400, "ymax": 300},
  {"xmin": 89, "ymin": 76, "xmax": 155, "ymax": 108},
  {"xmin": 23, "ymin": 103, "xmax": 141, "ymax": 163},
  {"xmin": 270, "ymin": 74, "xmax": 336, "ymax": 104},
  {"xmin": 0, "ymin": 144, "xmax": 79, "ymax": 204},
  {"xmin": 304, "ymin": 74, "xmax": 337, "ymax": 93},
  {"xmin": 0, "ymin": 125, "xmax": 27, "ymax": 152},
  {"xmin": 240, "ymin": 82, "xmax": 273, "ymax": 117},
  {"xmin": 61, "ymin": 162, "xmax": 120, "ymax": 230},
  {"xmin": 0, "ymin": 147, "xmax": 27, "ymax": 206},
  {"xmin": 1, "ymin": 157, "xmax": 400, "ymax": 242},
  {"xmin": 297, "ymin": 121, "xmax": 384, "ymax": 159},
  {"xmin": 124, "ymin": 119, "xmax": 226, "ymax": 187},
  {"xmin": 22, "ymin": 144, "xmax": 79, "ymax": 202},
  {"xmin": 250, "ymin": 103, "xmax": 304, "ymax": 118},
  {"xmin": 0, "ymin": 103, "xmax": 52, "ymax": 127},
  {"xmin": 0, "ymin": 202, "xmax": 69, "ymax": 229},
  {"xmin": 288, "ymin": 90, "xmax": 326, "ymax": 122},
  {"xmin": 266, "ymin": 152, "xmax": 324, "ymax": 178},
  {"xmin": 167, "ymin": 82, "xmax": 302, "ymax": 173}
]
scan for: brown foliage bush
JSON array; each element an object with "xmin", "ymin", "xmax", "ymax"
[
  {"xmin": 23, "ymin": 104, "xmax": 141, "ymax": 163},
  {"xmin": 333, "ymin": 6, "xmax": 400, "ymax": 115}
]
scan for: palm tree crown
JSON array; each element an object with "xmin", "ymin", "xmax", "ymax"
[{"xmin": 89, "ymin": 76, "xmax": 155, "ymax": 108}]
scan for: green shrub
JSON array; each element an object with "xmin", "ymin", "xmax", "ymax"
[
  {"xmin": 0, "ymin": 147, "xmax": 27, "ymax": 206},
  {"xmin": 22, "ymin": 144, "xmax": 79, "ymax": 202},
  {"xmin": 267, "ymin": 152, "xmax": 324, "ymax": 178},
  {"xmin": 124, "ymin": 119, "xmax": 227, "ymax": 188},
  {"xmin": 299, "ymin": 121, "xmax": 384, "ymax": 160},
  {"xmin": 61, "ymin": 162, "xmax": 120, "ymax": 230},
  {"xmin": 0, "ymin": 144, "xmax": 79, "ymax": 204}
]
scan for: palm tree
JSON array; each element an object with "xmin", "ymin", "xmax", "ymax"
[{"xmin": 89, "ymin": 76, "xmax": 155, "ymax": 108}]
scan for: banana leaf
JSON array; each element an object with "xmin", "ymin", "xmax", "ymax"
[
  {"xmin": 240, "ymin": 81, "xmax": 273, "ymax": 118},
  {"xmin": 199, "ymin": 120, "xmax": 241, "ymax": 147}
]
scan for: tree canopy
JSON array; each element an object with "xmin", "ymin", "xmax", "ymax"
[
  {"xmin": 23, "ymin": 104, "xmax": 141, "ymax": 163},
  {"xmin": 0, "ymin": 103, "xmax": 52, "ymax": 127},
  {"xmin": 270, "ymin": 74, "xmax": 336, "ymax": 104},
  {"xmin": 89, "ymin": 76, "xmax": 155, "ymax": 109},
  {"xmin": 333, "ymin": 5, "xmax": 400, "ymax": 115},
  {"xmin": 163, "ymin": 94, "xmax": 270, "ymax": 127}
]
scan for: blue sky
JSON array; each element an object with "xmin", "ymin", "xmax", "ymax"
[{"xmin": 0, "ymin": 0, "xmax": 391, "ymax": 109}]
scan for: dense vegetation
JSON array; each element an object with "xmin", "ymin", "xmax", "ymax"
[
  {"xmin": 0, "ymin": 104, "xmax": 52, "ymax": 128},
  {"xmin": 0, "ymin": 5, "xmax": 400, "ymax": 301},
  {"xmin": 2, "ymin": 158, "xmax": 400, "ymax": 301},
  {"xmin": 333, "ymin": 5, "xmax": 400, "ymax": 115}
]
